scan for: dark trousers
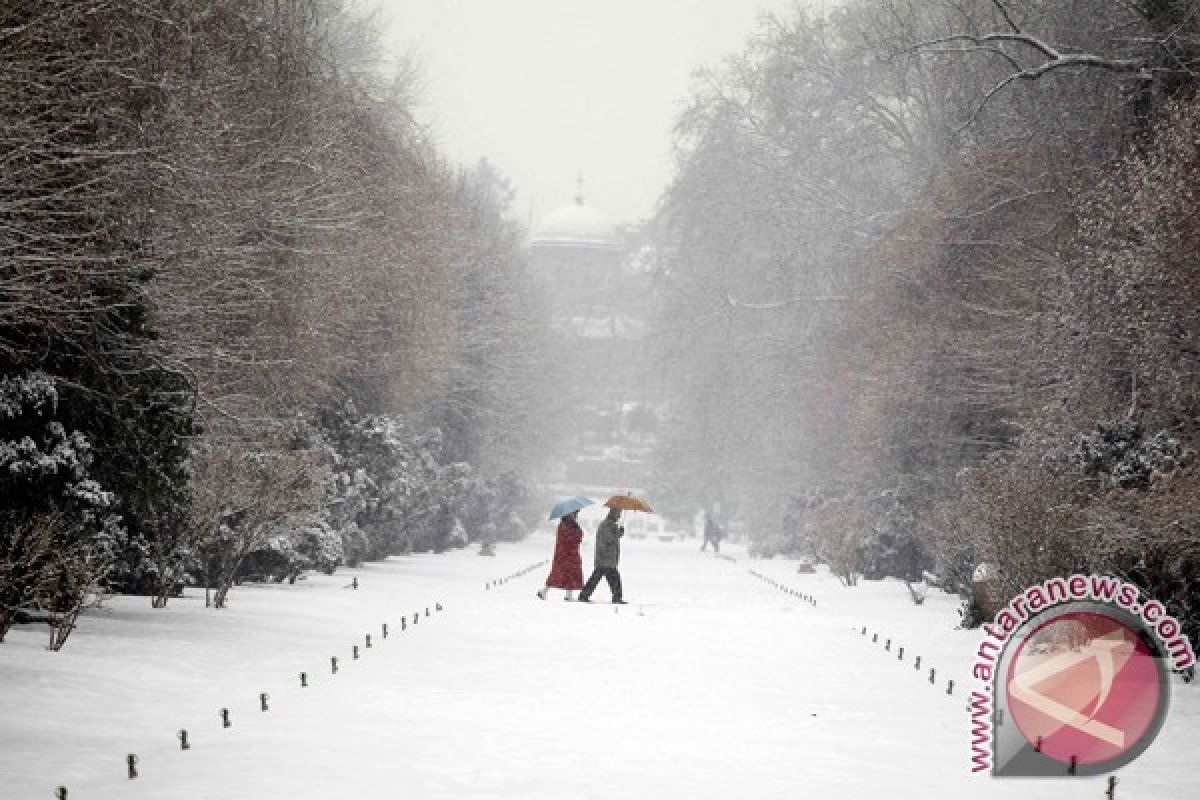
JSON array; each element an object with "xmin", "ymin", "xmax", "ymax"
[{"xmin": 580, "ymin": 566, "xmax": 622, "ymax": 601}]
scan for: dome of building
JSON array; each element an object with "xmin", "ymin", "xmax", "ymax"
[{"xmin": 532, "ymin": 196, "xmax": 618, "ymax": 249}]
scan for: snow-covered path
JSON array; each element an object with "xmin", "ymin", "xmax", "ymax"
[{"xmin": 2, "ymin": 535, "xmax": 1196, "ymax": 799}]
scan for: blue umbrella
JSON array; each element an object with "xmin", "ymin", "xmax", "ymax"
[{"xmin": 548, "ymin": 495, "xmax": 594, "ymax": 521}]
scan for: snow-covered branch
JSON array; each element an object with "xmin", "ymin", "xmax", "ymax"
[{"xmin": 916, "ymin": 9, "xmax": 1155, "ymax": 131}]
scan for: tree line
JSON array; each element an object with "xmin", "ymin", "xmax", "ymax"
[
  {"xmin": 0, "ymin": 0, "xmax": 552, "ymax": 647},
  {"xmin": 652, "ymin": 0, "xmax": 1200, "ymax": 645}
]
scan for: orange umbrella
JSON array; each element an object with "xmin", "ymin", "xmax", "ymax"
[{"xmin": 604, "ymin": 493, "xmax": 654, "ymax": 513}]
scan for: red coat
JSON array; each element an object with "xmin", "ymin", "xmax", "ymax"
[{"xmin": 545, "ymin": 517, "xmax": 584, "ymax": 589}]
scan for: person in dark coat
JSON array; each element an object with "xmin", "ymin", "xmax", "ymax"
[
  {"xmin": 538, "ymin": 511, "xmax": 584, "ymax": 600},
  {"xmin": 701, "ymin": 510, "xmax": 723, "ymax": 553},
  {"xmin": 578, "ymin": 507, "xmax": 625, "ymax": 604}
]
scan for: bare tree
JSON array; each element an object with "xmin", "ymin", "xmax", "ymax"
[
  {"xmin": 0, "ymin": 515, "xmax": 60, "ymax": 642},
  {"xmin": 189, "ymin": 433, "xmax": 325, "ymax": 609}
]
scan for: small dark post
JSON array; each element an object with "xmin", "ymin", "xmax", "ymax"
[
  {"xmin": 382, "ymin": 623, "xmax": 389, "ymax": 639},
  {"xmin": 1068, "ymin": 755, "xmax": 1077, "ymax": 776},
  {"xmin": 946, "ymin": 680, "xmax": 954, "ymax": 695},
  {"xmin": 365, "ymin": 634, "xmax": 372, "ymax": 648},
  {"xmin": 885, "ymin": 639, "xmax": 891, "ymax": 651},
  {"xmin": 353, "ymin": 645, "xmax": 360, "ymax": 660},
  {"xmin": 486, "ymin": 582, "xmax": 490, "ymax": 590},
  {"xmin": 915, "ymin": 656, "xmax": 921, "ymax": 670},
  {"xmin": 352, "ymin": 576, "xmax": 358, "ymax": 590},
  {"xmin": 220, "ymin": 708, "xmax": 231, "ymax": 728},
  {"xmin": 898, "ymin": 647, "xmax": 904, "ymax": 660},
  {"xmin": 260, "ymin": 692, "xmax": 269, "ymax": 712},
  {"xmin": 861, "ymin": 626, "xmax": 867, "ymax": 635},
  {"xmin": 56, "ymin": 788, "xmax": 67, "ymax": 800},
  {"xmin": 1106, "ymin": 775, "xmax": 1117, "ymax": 798},
  {"xmin": 929, "ymin": 668, "xmax": 936, "ymax": 684},
  {"xmin": 1034, "ymin": 736, "xmax": 1043, "ymax": 753},
  {"xmin": 425, "ymin": 607, "xmax": 430, "ymax": 617},
  {"xmin": 300, "ymin": 672, "xmax": 308, "ymax": 688},
  {"xmin": 436, "ymin": 603, "xmax": 443, "ymax": 612},
  {"xmin": 401, "ymin": 617, "xmax": 407, "ymax": 631},
  {"xmin": 872, "ymin": 633, "xmax": 878, "ymax": 643},
  {"xmin": 127, "ymin": 754, "xmax": 138, "ymax": 780},
  {"xmin": 331, "ymin": 656, "xmax": 339, "ymax": 674},
  {"xmin": 413, "ymin": 613, "xmax": 419, "ymax": 625},
  {"xmin": 178, "ymin": 730, "xmax": 190, "ymax": 750}
]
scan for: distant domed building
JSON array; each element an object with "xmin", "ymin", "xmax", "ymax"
[
  {"xmin": 532, "ymin": 198, "xmax": 618, "ymax": 250},
  {"xmin": 530, "ymin": 188, "xmax": 622, "ymax": 317},
  {"xmin": 528, "ymin": 181, "xmax": 657, "ymax": 494}
]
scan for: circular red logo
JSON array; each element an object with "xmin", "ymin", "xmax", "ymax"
[{"xmin": 1006, "ymin": 610, "xmax": 1164, "ymax": 766}]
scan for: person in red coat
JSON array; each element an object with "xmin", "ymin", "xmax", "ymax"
[{"xmin": 538, "ymin": 511, "xmax": 584, "ymax": 601}]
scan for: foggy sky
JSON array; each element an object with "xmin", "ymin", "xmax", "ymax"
[{"xmin": 377, "ymin": 0, "xmax": 801, "ymax": 230}]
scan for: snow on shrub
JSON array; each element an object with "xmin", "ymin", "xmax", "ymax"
[
  {"xmin": 0, "ymin": 371, "xmax": 116, "ymax": 646},
  {"xmin": 1071, "ymin": 418, "xmax": 1191, "ymax": 489}
]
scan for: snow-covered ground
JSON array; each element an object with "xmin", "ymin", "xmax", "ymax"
[{"xmin": 1, "ymin": 534, "xmax": 1196, "ymax": 799}]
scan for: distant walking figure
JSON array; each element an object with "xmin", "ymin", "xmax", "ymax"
[
  {"xmin": 701, "ymin": 511, "xmax": 723, "ymax": 553},
  {"xmin": 538, "ymin": 511, "xmax": 584, "ymax": 601},
  {"xmin": 579, "ymin": 507, "xmax": 625, "ymax": 603}
]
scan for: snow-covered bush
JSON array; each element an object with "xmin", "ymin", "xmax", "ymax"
[
  {"xmin": 856, "ymin": 488, "xmax": 929, "ymax": 584},
  {"xmin": 294, "ymin": 519, "xmax": 344, "ymax": 576},
  {"xmin": 311, "ymin": 401, "xmax": 532, "ymax": 563},
  {"xmin": 0, "ymin": 374, "xmax": 111, "ymax": 509},
  {"xmin": 0, "ymin": 372, "xmax": 116, "ymax": 642},
  {"xmin": 237, "ymin": 519, "xmax": 342, "ymax": 585},
  {"xmin": 1071, "ymin": 419, "xmax": 1191, "ymax": 489},
  {"xmin": 447, "ymin": 519, "xmax": 468, "ymax": 550},
  {"xmin": 314, "ymin": 402, "xmax": 447, "ymax": 560},
  {"xmin": 777, "ymin": 486, "xmax": 931, "ymax": 587}
]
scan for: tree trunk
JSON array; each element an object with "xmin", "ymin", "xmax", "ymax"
[
  {"xmin": 212, "ymin": 581, "xmax": 233, "ymax": 609},
  {"xmin": 48, "ymin": 606, "xmax": 80, "ymax": 651},
  {"xmin": 0, "ymin": 609, "xmax": 14, "ymax": 643},
  {"xmin": 151, "ymin": 570, "xmax": 174, "ymax": 608}
]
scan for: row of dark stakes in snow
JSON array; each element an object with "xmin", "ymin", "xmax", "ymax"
[
  {"xmin": 52, "ymin": 561, "xmax": 561, "ymax": 796},
  {"xmin": 484, "ymin": 560, "xmax": 548, "ymax": 591},
  {"xmin": 746, "ymin": 569, "xmax": 961, "ymax": 706},
  {"xmin": 749, "ymin": 571, "xmax": 1122, "ymax": 797},
  {"xmin": 855, "ymin": 625, "xmax": 1121, "ymax": 797},
  {"xmin": 53, "ymin": 591, "xmax": 447, "ymax": 799},
  {"xmin": 856, "ymin": 625, "xmax": 959, "ymax": 699},
  {"xmin": 747, "ymin": 570, "xmax": 819, "ymax": 608}
]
